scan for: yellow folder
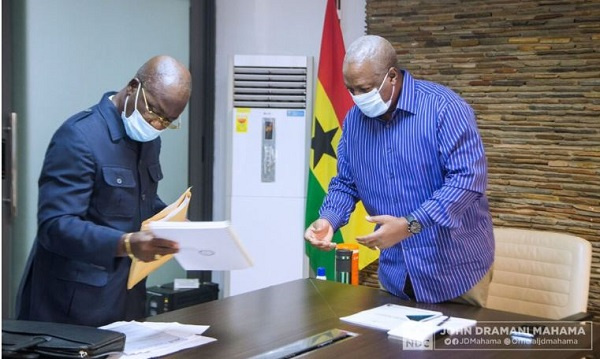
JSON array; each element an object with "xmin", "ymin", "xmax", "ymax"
[{"xmin": 127, "ymin": 187, "xmax": 192, "ymax": 289}]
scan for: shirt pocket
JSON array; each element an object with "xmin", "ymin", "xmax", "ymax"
[
  {"xmin": 146, "ymin": 163, "xmax": 163, "ymax": 199},
  {"xmin": 147, "ymin": 163, "xmax": 163, "ymax": 183},
  {"xmin": 96, "ymin": 166, "xmax": 136, "ymax": 217}
]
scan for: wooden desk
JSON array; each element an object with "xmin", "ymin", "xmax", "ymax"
[{"xmin": 148, "ymin": 279, "xmax": 598, "ymax": 358}]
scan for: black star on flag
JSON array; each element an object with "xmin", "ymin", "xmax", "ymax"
[{"xmin": 311, "ymin": 117, "xmax": 338, "ymax": 168}]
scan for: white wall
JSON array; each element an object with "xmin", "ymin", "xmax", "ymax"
[
  {"xmin": 10, "ymin": 0, "xmax": 190, "ymax": 315},
  {"xmin": 340, "ymin": 0, "xmax": 368, "ymax": 50},
  {"xmin": 212, "ymin": 0, "xmax": 365, "ymax": 290}
]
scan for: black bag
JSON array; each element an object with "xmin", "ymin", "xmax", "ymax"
[{"xmin": 2, "ymin": 319, "xmax": 125, "ymax": 358}]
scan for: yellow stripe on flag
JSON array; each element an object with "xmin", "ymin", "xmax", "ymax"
[{"xmin": 340, "ymin": 204, "xmax": 378, "ymax": 269}]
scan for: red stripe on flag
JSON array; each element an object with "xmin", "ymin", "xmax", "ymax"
[{"xmin": 317, "ymin": 0, "xmax": 354, "ymax": 125}]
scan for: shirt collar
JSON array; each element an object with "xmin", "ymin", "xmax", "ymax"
[
  {"xmin": 98, "ymin": 91, "xmax": 126, "ymax": 141},
  {"xmin": 394, "ymin": 70, "xmax": 417, "ymax": 115}
]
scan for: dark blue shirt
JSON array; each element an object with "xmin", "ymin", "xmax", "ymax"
[{"xmin": 320, "ymin": 71, "xmax": 494, "ymax": 303}]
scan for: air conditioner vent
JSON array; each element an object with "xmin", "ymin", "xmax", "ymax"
[{"xmin": 233, "ymin": 66, "xmax": 308, "ymax": 109}]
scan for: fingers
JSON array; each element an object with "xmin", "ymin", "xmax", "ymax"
[
  {"xmin": 366, "ymin": 214, "xmax": 392, "ymax": 224},
  {"xmin": 130, "ymin": 231, "xmax": 179, "ymax": 262},
  {"xmin": 311, "ymin": 240, "xmax": 337, "ymax": 251},
  {"xmin": 356, "ymin": 233, "xmax": 382, "ymax": 251},
  {"xmin": 305, "ymin": 231, "xmax": 336, "ymax": 251},
  {"xmin": 305, "ymin": 219, "xmax": 330, "ymax": 240},
  {"xmin": 304, "ymin": 219, "xmax": 336, "ymax": 251},
  {"xmin": 152, "ymin": 238, "xmax": 179, "ymax": 250},
  {"xmin": 358, "ymin": 215, "xmax": 403, "ymax": 250}
]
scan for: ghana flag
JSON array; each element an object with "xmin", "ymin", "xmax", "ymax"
[{"xmin": 305, "ymin": 0, "xmax": 379, "ymax": 280}]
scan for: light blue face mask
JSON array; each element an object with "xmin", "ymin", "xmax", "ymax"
[
  {"xmin": 121, "ymin": 82, "xmax": 163, "ymax": 142},
  {"xmin": 350, "ymin": 73, "xmax": 395, "ymax": 118}
]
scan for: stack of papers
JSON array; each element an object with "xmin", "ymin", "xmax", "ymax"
[
  {"xmin": 148, "ymin": 221, "xmax": 253, "ymax": 271},
  {"xmin": 387, "ymin": 316, "xmax": 476, "ymax": 342},
  {"xmin": 128, "ymin": 188, "xmax": 193, "ymax": 289},
  {"xmin": 127, "ymin": 187, "xmax": 254, "ymax": 290},
  {"xmin": 340, "ymin": 304, "xmax": 443, "ymax": 331},
  {"xmin": 340, "ymin": 304, "xmax": 476, "ymax": 341},
  {"xmin": 101, "ymin": 321, "xmax": 216, "ymax": 359}
]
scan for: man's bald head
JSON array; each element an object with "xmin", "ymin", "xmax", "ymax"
[
  {"xmin": 133, "ymin": 55, "xmax": 192, "ymax": 120},
  {"xmin": 343, "ymin": 35, "xmax": 398, "ymax": 80},
  {"xmin": 136, "ymin": 56, "xmax": 191, "ymax": 94}
]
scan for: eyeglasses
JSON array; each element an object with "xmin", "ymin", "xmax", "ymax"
[{"xmin": 140, "ymin": 84, "xmax": 180, "ymax": 130}]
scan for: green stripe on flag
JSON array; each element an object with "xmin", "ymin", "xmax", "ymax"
[{"xmin": 305, "ymin": 170, "xmax": 342, "ymax": 281}]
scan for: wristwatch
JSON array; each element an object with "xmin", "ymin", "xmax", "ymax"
[{"xmin": 405, "ymin": 215, "xmax": 422, "ymax": 235}]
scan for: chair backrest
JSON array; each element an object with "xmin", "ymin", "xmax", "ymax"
[{"xmin": 486, "ymin": 227, "xmax": 592, "ymax": 320}]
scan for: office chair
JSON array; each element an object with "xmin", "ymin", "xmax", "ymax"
[{"xmin": 486, "ymin": 227, "xmax": 592, "ymax": 320}]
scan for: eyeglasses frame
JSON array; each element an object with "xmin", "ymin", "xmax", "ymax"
[{"xmin": 139, "ymin": 83, "xmax": 180, "ymax": 130}]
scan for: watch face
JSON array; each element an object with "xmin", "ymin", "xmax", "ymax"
[{"xmin": 409, "ymin": 220, "xmax": 422, "ymax": 234}]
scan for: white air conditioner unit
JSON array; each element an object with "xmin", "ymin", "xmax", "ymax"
[{"xmin": 226, "ymin": 55, "xmax": 313, "ymax": 296}]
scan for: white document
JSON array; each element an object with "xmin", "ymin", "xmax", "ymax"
[
  {"xmin": 387, "ymin": 316, "xmax": 477, "ymax": 341},
  {"xmin": 340, "ymin": 304, "xmax": 476, "ymax": 341},
  {"xmin": 387, "ymin": 319, "xmax": 442, "ymax": 342},
  {"xmin": 148, "ymin": 221, "xmax": 253, "ymax": 271},
  {"xmin": 339, "ymin": 304, "xmax": 443, "ymax": 331},
  {"xmin": 102, "ymin": 321, "xmax": 216, "ymax": 359},
  {"xmin": 435, "ymin": 316, "xmax": 477, "ymax": 334}
]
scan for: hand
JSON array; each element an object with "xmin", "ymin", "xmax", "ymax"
[
  {"xmin": 355, "ymin": 215, "xmax": 410, "ymax": 250},
  {"xmin": 124, "ymin": 230, "xmax": 180, "ymax": 262},
  {"xmin": 304, "ymin": 219, "xmax": 336, "ymax": 251}
]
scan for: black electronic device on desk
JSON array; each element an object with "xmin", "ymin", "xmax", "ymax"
[{"xmin": 146, "ymin": 282, "xmax": 219, "ymax": 316}]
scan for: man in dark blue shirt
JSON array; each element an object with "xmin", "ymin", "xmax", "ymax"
[
  {"xmin": 305, "ymin": 35, "xmax": 494, "ymax": 306},
  {"xmin": 17, "ymin": 55, "xmax": 191, "ymax": 326}
]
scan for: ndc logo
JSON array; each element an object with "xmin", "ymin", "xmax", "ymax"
[{"xmin": 402, "ymin": 338, "xmax": 433, "ymax": 350}]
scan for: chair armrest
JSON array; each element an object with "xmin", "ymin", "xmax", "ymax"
[{"xmin": 559, "ymin": 312, "xmax": 594, "ymax": 321}]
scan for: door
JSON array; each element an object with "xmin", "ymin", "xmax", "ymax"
[{"xmin": 2, "ymin": 0, "xmax": 16, "ymax": 318}]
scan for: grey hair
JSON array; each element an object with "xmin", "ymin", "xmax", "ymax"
[{"xmin": 344, "ymin": 35, "xmax": 398, "ymax": 77}]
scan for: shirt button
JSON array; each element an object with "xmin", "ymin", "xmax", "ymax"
[
  {"xmin": 116, "ymin": 178, "xmax": 123, "ymax": 184},
  {"xmin": 141, "ymin": 194, "xmax": 146, "ymax": 201}
]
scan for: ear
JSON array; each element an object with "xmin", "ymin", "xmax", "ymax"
[
  {"xmin": 125, "ymin": 78, "xmax": 140, "ymax": 95},
  {"xmin": 388, "ymin": 68, "xmax": 399, "ymax": 84}
]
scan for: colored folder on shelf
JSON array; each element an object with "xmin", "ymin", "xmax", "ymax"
[{"xmin": 127, "ymin": 187, "xmax": 192, "ymax": 290}]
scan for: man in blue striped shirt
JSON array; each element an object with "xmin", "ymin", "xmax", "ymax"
[{"xmin": 305, "ymin": 35, "xmax": 494, "ymax": 306}]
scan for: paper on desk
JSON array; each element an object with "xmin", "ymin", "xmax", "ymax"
[
  {"xmin": 127, "ymin": 188, "xmax": 192, "ymax": 289},
  {"xmin": 387, "ymin": 316, "xmax": 476, "ymax": 341},
  {"xmin": 102, "ymin": 320, "xmax": 216, "ymax": 359},
  {"xmin": 148, "ymin": 221, "xmax": 253, "ymax": 271},
  {"xmin": 387, "ymin": 319, "xmax": 441, "ymax": 342},
  {"xmin": 340, "ymin": 303, "xmax": 443, "ymax": 331},
  {"xmin": 437, "ymin": 316, "xmax": 477, "ymax": 334}
]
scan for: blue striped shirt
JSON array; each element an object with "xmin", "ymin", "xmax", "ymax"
[{"xmin": 320, "ymin": 70, "xmax": 494, "ymax": 303}]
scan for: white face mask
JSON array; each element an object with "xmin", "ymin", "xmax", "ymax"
[
  {"xmin": 121, "ymin": 83, "xmax": 163, "ymax": 142},
  {"xmin": 350, "ymin": 73, "xmax": 395, "ymax": 118}
]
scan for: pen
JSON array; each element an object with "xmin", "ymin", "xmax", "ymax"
[{"xmin": 437, "ymin": 316, "xmax": 451, "ymax": 327}]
